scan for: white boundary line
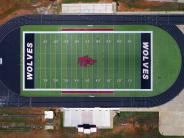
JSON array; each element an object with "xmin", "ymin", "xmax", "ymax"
[
  {"xmin": 24, "ymin": 88, "xmax": 152, "ymax": 91},
  {"xmin": 23, "ymin": 31, "xmax": 152, "ymax": 34},
  {"xmin": 22, "ymin": 31, "xmax": 153, "ymax": 92},
  {"xmin": 151, "ymin": 31, "xmax": 153, "ymax": 91},
  {"xmin": 22, "ymin": 32, "xmax": 25, "ymax": 91}
]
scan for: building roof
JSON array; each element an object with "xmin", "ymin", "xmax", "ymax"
[
  {"xmin": 44, "ymin": 111, "xmax": 54, "ymax": 119},
  {"xmin": 62, "ymin": 3, "xmax": 116, "ymax": 14},
  {"xmin": 63, "ymin": 108, "xmax": 119, "ymax": 128}
]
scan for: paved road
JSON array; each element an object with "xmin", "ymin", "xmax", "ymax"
[{"xmin": 0, "ymin": 15, "xmax": 184, "ymax": 107}]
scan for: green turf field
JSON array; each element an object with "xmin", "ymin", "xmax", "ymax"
[
  {"xmin": 33, "ymin": 32, "xmax": 142, "ymax": 90},
  {"xmin": 20, "ymin": 25, "xmax": 181, "ymax": 97}
]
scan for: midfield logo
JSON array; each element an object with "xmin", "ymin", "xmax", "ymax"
[{"xmin": 78, "ymin": 56, "xmax": 96, "ymax": 67}]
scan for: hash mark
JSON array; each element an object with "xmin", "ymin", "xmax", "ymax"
[
  {"xmin": 75, "ymin": 40, "xmax": 79, "ymax": 43},
  {"xmin": 64, "ymin": 40, "xmax": 69, "ymax": 43},
  {"xmin": 53, "ymin": 79, "xmax": 58, "ymax": 82},
  {"xmin": 128, "ymin": 40, "xmax": 132, "ymax": 43},
  {"xmin": 117, "ymin": 79, "xmax": 122, "ymax": 82},
  {"xmin": 74, "ymin": 79, "xmax": 79, "ymax": 82},
  {"xmin": 85, "ymin": 40, "xmax": 90, "ymax": 43},
  {"xmin": 85, "ymin": 79, "xmax": 90, "ymax": 82},
  {"xmin": 54, "ymin": 40, "xmax": 58, "ymax": 44},
  {"xmin": 128, "ymin": 79, "xmax": 132, "ymax": 83},
  {"xmin": 117, "ymin": 40, "xmax": 121, "ymax": 43},
  {"xmin": 64, "ymin": 79, "xmax": 69, "ymax": 82},
  {"xmin": 96, "ymin": 40, "xmax": 100, "ymax": 43},
  {"xmin": 96, "ymin": 79, "xmax": 101, "ymax": 82},
  {"xmin": 107, "ymin": 79, "xmax": 111, "ymax": 83},
  {"xmin": 43, "ymin": 79, "xmax": 48, "ymax": 82}
]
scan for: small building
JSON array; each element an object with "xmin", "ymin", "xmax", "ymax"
[
  {"xmin": 61, "ymin": 3, "xmax": 117, "ymax": 14},
  {"xmin": 77, "ymin": 124, "xmax": 97, "ymax": 134},
  {"xmin": 90, "ymin": 127, "xmax": 97, "ymax": 133},
  {"xmin": 78, "ymin": 126, "xmax": 84, "ymax": 133},
  {"xmin": 45, "ymin": 125, "xmax": 54, "ymax": 130},
  {"xmin": 44, "ymin": 111, "xmax": 54, "ymax": 120}
]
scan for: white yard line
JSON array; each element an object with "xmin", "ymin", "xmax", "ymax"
[
  {"xmin": 96, "ymin": 34, "xmax": 98, "ymax": 88},
  {"xmin": 92, "ymin": 33, "xmax": 94, "ymax": 88},
  {"xmin": 123, "ymin": 34, "xmax": 125, "ymax": 88},
  {"xmin": 87, "ymin": 34, "xmax": 89, "ymax": 88},
  {"xmin": 75, "ymin": 34, "xmax": 78, "ymax": 88},
  {"xmin": 70, "ymin": 34, "xmax": 72, "ymax": 87},
  {"xmin": 112, "ymin": 34, "xmax": 115, "ymax": 88},
  {"xmin": 128, "ymin": 34, "xmax": 131, "ymax": 88},
  {"xmin": 119, "ymin": 33, "xmax": 122, "ymax": 87},
  {"xmin": 134, "ymin": 34, "xmax": 136, "ymax": 88},
  {"xmin": 44, "ymin": 34, "xmax": 47, "ymax": 88},
  {"xmin": 103, "ymin": 33, "xmax": 105, "ymax": 88},
  {"xmin": 66, "ymin": 34, "xmax": 68, "ymax": 88},
  {"xmin": 107, "ymin": 34, "xmax": 109, "ymax": 88},
  {"xmin": 54, "ymin": 34, "xmax": 57, "ymax": 88},
  {"xmin": 60, "ymin": 34, "xmax": 62, "ymax": 88},
  {"xmin": 39, "ymin": 34, "xmax": 42, "ymax": 88},
  {"xmin": 49, "ymin": 34, "xmax": 52, "ymax": 88},
  {"xmin": 81, "ymin": 34, "xmax": 83, "ymax": 88}
]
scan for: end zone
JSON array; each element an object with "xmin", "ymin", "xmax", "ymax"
[{"xmin": 24, "ymin": 33, "xmax": 35, "ymax": 89}]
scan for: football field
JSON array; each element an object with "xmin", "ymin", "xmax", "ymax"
[{"xmin": 23, "ymin": 30, "xmax": 152, "ymax": 91}]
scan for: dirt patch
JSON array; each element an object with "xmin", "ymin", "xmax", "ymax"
[
  {"xmin": 117, "ymin": 0, "xmax": 183, "ymax": 11},
  {"xmin": 0, "ymin": 111, "xmax": 160, "ymax": 138},
  {"xmin": 122, "ymin": 124, "xmax": 138, "ymax": 135},
  {"xmin": 118, "ymin": 3, "xmax": 128, "ymax": 11},
  {"xmin": 0, "ymin": 130, "xmax": 50, "ymax": 138},
  {"xmin": 0, "ymin": 0, "xmax": 50, "ymax": 25},
  {"xmin": 98, "ymin": 0, "xmax": 113, "ymax": 3},
  {"xmin": 0, "ymin": 10, "xmax": 33, "ymax": 25},
  {"xmin": 138, "ymin": 0, "xmax": 162, "ymax": 7},
  {"xmin": 0, "ymin": 0, "xmax": 16, "ymax": 15}
]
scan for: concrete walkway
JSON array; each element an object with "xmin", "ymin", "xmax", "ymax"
[{"xmin": 120, "ymin": 89, "xmax": 184, "ymax": 136}]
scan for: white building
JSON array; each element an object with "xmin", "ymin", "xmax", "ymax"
[
  {"xmin": 63, "ymin": 108, "xmax": 119, "ymax": 130},
  {"xmin": 44, "ymin": 111, "xmax": 54, "ymax": 119},
  {"xmin": 61, "ymin": 3, "xmax": 117, "ymax": 14}
]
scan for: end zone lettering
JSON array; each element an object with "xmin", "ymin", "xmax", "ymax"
[
  {"xmin": 25, "ymin": 33, "xmax": 34, "ymax": 88},
  {"xmin": 141, "ymin": 33, "xmax": 151, "ymax": 89},
  {"xmin": 26, "ymin": 42, "xmax": 33, "ymax": 80}
]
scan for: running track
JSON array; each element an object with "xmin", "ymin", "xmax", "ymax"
[{"xmin": 0, "ymin": 15, "xmax": 184, "ymax": 107}]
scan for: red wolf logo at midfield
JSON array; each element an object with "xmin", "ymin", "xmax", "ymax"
[{"xmin": 78, "ymin": 56, "xmax": 96, "ymax": 67}]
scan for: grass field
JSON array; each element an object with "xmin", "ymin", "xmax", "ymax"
[
  {"xmin": 21, "ymin": 25, "xmax": 181, "ymax": 97},
  {"xmin": 32, "ymin": 31, "xmax": 143, "ymax": 90}
]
